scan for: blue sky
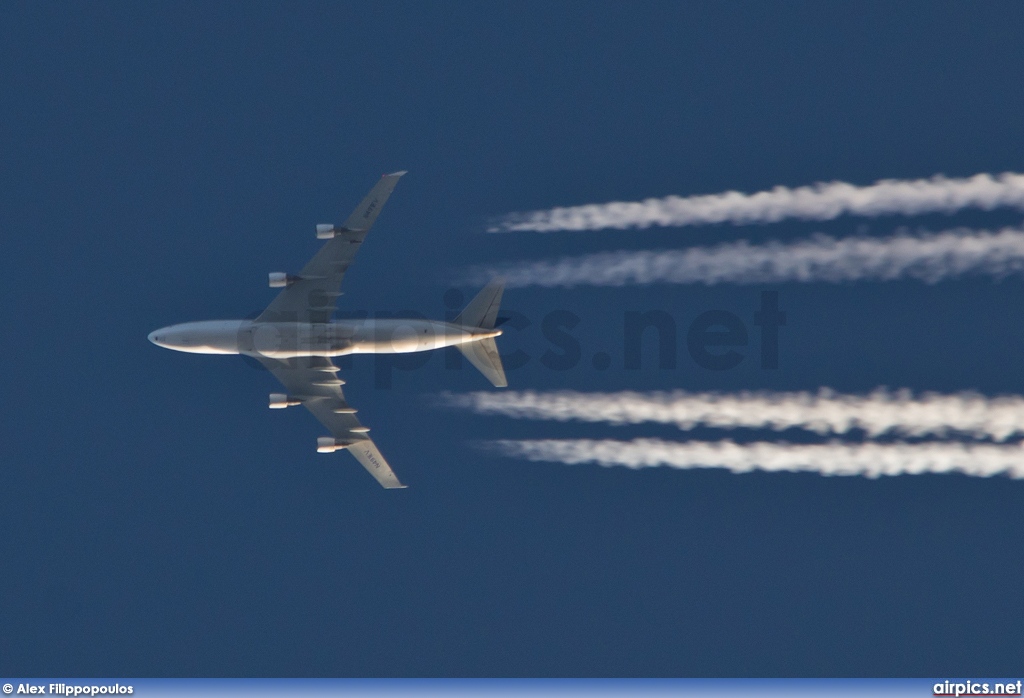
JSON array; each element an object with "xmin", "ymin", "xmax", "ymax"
[{"xmin": 2, "ymin": 1, "xmax": 1024, "ymax": 677}]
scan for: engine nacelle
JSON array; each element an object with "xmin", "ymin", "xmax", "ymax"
[
  {"xmin": 268, "ymin": 272, "xmax": 296, "ymax": 288},
  {"xmin": 269, "ymin": 393, "xmax": 302, "ymax": 409},
  {"xmin": 317, "ymin": 223, "xmax": 364, "ymax": 239},
  {"xmin": 317, "ymin": 436, "xmax": 353, "ymax": 453}
]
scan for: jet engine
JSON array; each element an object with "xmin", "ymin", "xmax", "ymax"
[
  {"xmin": 317, "ymin": 436, "xmax": 353, "ymax": 453},
  {"xmin": 316, "ymin": 224, "xmax": 337, "ymax": 239},
  {"xmin": 317, "ymin": 223, "xmax": 364, "ymax": 239},
  {"xmin": 269, "ymin": 393, "xmax": 302, "ymax": 409},
  {"xmin": 268, "ymin": 272, "xmax": 296, "ymax": 288}
]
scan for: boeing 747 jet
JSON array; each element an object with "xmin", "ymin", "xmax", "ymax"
[{"xmin": 149, "ymin": 172, "xmax": 506, "ymax": 488}]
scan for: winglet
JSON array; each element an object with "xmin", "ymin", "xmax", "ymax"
[{"xmin": 385, "ymin": 170, "xmax": 408, "ymax": 177}]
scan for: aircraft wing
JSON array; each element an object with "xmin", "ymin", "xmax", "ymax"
[
  {"xmin": 257, "ymin": 171, "xmax": 407, "ymax": 324},
  {"xmin": 256, "ymin": 355, "xmax": 406, "ymax": 489}
]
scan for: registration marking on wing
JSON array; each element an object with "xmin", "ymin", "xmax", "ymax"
[{"xmin": 360, "ymin": 445, "xmax": 383, "ymax": 471}]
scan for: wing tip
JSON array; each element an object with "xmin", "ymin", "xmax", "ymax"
[{"xmin": 384, "ymin": 170, "xmax": 409, "ymax": 178}]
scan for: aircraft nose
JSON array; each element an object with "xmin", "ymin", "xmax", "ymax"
[{"xmin": 148, "ymin": 329, "xmax": 164, "ymax": 346}]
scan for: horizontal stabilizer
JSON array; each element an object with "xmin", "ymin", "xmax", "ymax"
[
  {"xmin": 454, "ymin": 278, "xmax": 505, "ymax": 330},
  {"xmin": 457, "ymin": 337, "xmax": 508, "ymax": 388}
]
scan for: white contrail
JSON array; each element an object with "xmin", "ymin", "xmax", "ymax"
[
  {"xmin": 443, "ymin": 389, "xmax": 1024, "ymax": 442},
  {"xmin": 486, "ymin": 438, "xmax": 1024, "ymax": 479},
  {"xmin": 490, "ymin": 172, "xmax": 1024, "ymax": 232},
  {"xmin": 471, "ymin": 226, "xmax": 1024, "ymax": 287}
]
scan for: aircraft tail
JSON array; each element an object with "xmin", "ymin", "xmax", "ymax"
[
  {"xmin": 454, "ymin": 277, "xmax": 504, "ymax": 330},
  {"xmin": 454, "ymin": 278, "xmax": 508, "ymax": 388}
]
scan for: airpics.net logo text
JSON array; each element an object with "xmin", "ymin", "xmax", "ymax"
[
  {"xmin": 934, "ymin": 680, "xmax": 1023, "ymax": 697},
  {"xmin": 345, "ymin": 290, "xmax": 787, "ymax": 389}
]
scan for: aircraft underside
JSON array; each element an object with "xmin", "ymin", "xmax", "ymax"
[{"xmin": 148, "ymin": 171, "xmax": 507, "ymax": 488}]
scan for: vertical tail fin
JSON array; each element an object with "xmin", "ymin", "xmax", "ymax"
[{"xmin": 455, "ymin": 278, "xmax": 508, "ymax": 388}]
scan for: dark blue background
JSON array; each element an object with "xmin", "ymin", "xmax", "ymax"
[{"xmin": 2, "ymin": 1, "xmax": 1023, "ymax": 676}]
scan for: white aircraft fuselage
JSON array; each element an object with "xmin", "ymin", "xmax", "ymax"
[
  {"xmin": 148, "ymin": 318, "xmax": 502, "ymax": 360},
  {"xmin": 148, "ymin": 171, "xmax": 508, "ymax": 488}
]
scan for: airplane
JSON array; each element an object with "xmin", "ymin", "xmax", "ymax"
[{"xmin": 148, "ymin": 171, "xmax": 507, "ymax": 489}]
